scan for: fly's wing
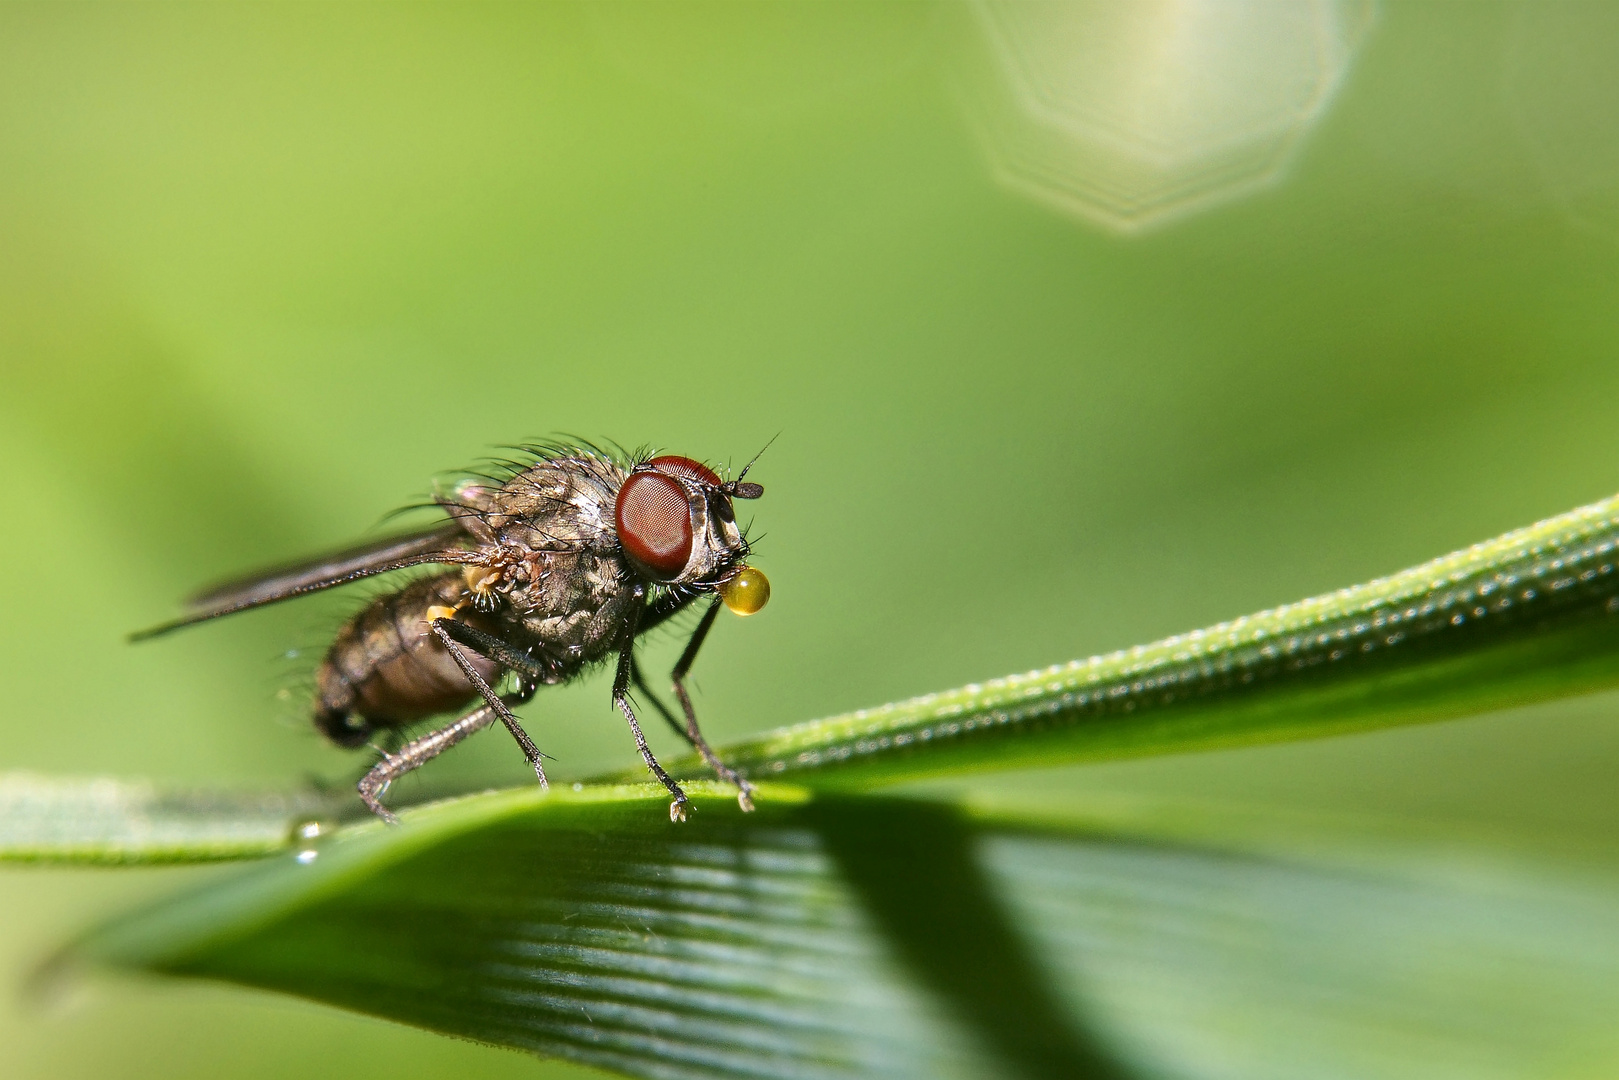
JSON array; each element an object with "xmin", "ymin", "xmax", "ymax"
[{"xmin": 130, "ymin": 522, "xmax": 472, "ymax": 641}]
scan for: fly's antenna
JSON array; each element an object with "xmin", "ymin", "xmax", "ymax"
[
  {"xmin": 735, "ymin": 433, "xmax": 778, "ymax": 482},
  {"xmin": 724, "ymin": 433, "xmax": 778, "ymax": 500}
]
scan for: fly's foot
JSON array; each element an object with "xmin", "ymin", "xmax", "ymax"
[
  {"xmin": 736, "ymin": 781, "xmax": 756, "ymax": 813},
  {"xmin": 670, "ymin": 798, "xmax": 689, "ymax": 823},
  {"xmin": 357, "ymin": 766, "xmax": 401, "ymax": 827}
]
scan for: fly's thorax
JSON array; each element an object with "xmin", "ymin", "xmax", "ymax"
[
  {"xmin": 435, "ymin": 450, "xmax": 645, "ymax": 670},
  {"xmin": 506, "ymin": 549, "xmax": 639, "ymax": 667},
  {"xmin": 444, "ymin": 453, "xmax": 628, "ymax": 553}
]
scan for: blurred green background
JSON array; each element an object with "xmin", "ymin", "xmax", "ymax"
[{"xmin": 3, "ymin": 3, "xmax": 1619, "ymax": 1078}]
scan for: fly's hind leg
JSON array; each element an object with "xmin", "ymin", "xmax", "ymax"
[
  {"xmin": 329, "ymin": 726, "xmax": 405, "ymax": 793},
  {"xmin": 666, "ymin": 597, "xmax": 756, "ymax": 812},
  {"xmin": 359, "ymin": 698, "xmax": 508, "ymax": 824}
]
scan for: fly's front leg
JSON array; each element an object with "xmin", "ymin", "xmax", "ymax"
[
  {"xmin": 630, "ymin": 655, "xmax": 689, "ymax": 742},
  {"xmin": 430, "ymin": 618, "xmax": 548, "ymax": 788},
  {"xmin": 613, "ymin": 628, "xmax": 690, "ymax": 822},
  {"xmin": 670, "ymin": 597, "xmax": 756, "ymax": 812}
]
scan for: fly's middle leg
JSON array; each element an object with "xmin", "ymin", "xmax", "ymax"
[{"xmin": 430, "ymin": 618, "xmax": 548, "ymax": 788}]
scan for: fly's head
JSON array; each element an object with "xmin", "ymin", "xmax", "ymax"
[{"xmin": 614, "ymin": 454, "xmax": 769, "ymax": 615}]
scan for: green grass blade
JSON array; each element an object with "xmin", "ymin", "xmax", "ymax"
[
  {"xmin": 683, "ymin": 492, "xmax": 1619, "ymax": 789},
  {"xmin": 71, "ymin": 785, "xmax": 1619, "ymax": 1080},
  {"xmin": 0, "ymin": 771, "xmax": 320, "ymax": 864}
]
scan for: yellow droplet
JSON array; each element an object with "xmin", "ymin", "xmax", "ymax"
[{"xmin": 719, "ymin": 567, "xmax": 770, "ymax": 616}]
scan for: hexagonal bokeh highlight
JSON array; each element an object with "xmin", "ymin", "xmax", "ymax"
[{"xmin": 960, "ymin": 0, "xmax": 1376, "ymax": 233}]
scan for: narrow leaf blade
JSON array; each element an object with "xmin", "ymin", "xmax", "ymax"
[
  {"xmin": 684, "ymin": 493, "xmax": 1619, "ymax": 789},
  {"xmin": 0, "ymin": 771, "xmax": 320, "ymax": 864}
]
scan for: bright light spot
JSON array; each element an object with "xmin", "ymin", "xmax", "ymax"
[
  {"xmin": 296, "ymin": 848, "xmax": 318, "ymax": 865},
  {"xmin": 960, "ymin": 0, "xmax": 1375, "ymax": 232}
]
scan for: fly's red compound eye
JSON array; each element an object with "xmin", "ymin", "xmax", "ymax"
[
  {"xmin": 649, "ymin": 455, "xmax": 722, "ymax": 488},
  {"xmin": 615, "ymin": 471, "xmax": 693, "ymax": 579}
]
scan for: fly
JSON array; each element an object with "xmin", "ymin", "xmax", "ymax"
[{"xmin": 132, "ymin": 441, "xmax": 772, "ymax": 824}]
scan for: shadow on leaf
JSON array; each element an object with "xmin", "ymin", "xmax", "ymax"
[{"xmin": 811, "ymin": 796, "xmax": 1133, "ymax": 1080}]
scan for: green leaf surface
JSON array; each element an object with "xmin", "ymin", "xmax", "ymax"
[
  {"xmin": 0, "ymin": 771, "xmax": 323, "ymax": 864},
  {"xmin": 666, "ymin": 492, "xmax": 1619, "ymax": 790},
  {"xmin": 73, "ymin": 784, "xmax": 1619, "ymax": 1080}
]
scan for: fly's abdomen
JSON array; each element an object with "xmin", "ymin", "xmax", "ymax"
[{"xmin": 313, "ymin": 573, "xmax": 503, "ymax": 747}]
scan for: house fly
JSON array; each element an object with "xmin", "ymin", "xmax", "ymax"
[{"xmin": 132, "ymin": 442, "xmax": 771, "ymax": 824}]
